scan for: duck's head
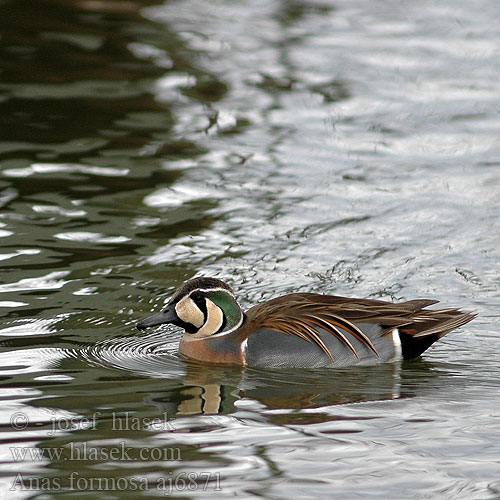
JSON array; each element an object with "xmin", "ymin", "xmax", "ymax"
[{"xmin": 136, "ymin": 277, "xmax": 244, "ymax": 338}]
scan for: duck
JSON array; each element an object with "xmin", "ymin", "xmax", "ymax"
[{"xmin": 136, "ymin": 277, "xmax": 475, "ymax": 368}]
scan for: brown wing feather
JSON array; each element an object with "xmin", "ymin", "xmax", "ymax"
[
  {"xmin": 302, "ymin": 315, "xmax": 360, "ymax": 360},
  {"xmin": 239, "ymin": 293, "xmax": 475, "ymax": 362},
  {"xmin": 318, "ymin": 312, "xmax": 379, "ymax": 355}
]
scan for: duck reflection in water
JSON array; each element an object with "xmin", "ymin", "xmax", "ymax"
[{"xmin": 146, "ymin": 357, "xmax": 446, "ymax": 417}]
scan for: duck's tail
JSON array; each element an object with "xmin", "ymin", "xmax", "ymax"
[{"xmin": 397, "ymin": 305, "xmax": 476, "ymax": 360}]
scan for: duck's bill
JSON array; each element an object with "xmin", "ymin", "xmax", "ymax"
[{"xmin": 136, "ymin": 306, "xmax": 176, "ymax": 330}]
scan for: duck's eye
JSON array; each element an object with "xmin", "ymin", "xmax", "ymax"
[{"xmin": 191, "ymin": 293, "xmax": 205, "ymax": 307}]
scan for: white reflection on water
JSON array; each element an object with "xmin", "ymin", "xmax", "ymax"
[
  {"xmin": 0, "ymin": 314, "xmax": 73, "ymax": 337},
  {"xmin": 2, "ymin": 163, "xmax": 129, "ymax": 178},
  {"xmin": 0, "ymin": 249, "xmax": 40, "ymax": 262},
  {"xmin": 54, "ymin": 232, "xmax": 131, "ymax": 244},
  {"xmin": 0, "ymin": 271, "xmax": 69, "ymax": 293},
  {"xmin": 143, "ymin": 184, "xmax": 218, "ymax": 208}
]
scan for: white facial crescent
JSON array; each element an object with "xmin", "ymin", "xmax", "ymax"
[
  {"xmin": 175, "ymin": 295, "xmax": 204, "ymax": 328},
  {"xmin": 195, "ymin": 299, "xmax": 223, "ymax": 337}
]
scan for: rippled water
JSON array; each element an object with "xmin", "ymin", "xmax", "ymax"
[{"xmin": 1, "ymin": 0, "xmax": 499, "ymax": 498}]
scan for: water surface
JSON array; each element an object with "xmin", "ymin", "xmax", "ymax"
[{"xmin": 1, "ymin": 0, "xmax": 499, "ymax": 498}]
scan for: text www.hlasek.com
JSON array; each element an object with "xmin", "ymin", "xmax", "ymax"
[{"xmin": 10, "ymin": 442, "xmax": 182, "ymax": 462}]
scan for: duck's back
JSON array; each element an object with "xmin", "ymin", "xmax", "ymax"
[{"xmin": 240, "ymin": 293, "xmax": 475, "ymax": 368}]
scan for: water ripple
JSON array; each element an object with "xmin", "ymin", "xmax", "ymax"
[{"xmin": 79, "ymin": 329, "xmax": 185, "ymax": 378}]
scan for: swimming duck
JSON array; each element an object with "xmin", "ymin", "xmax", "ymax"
[{"xmin": 136, "ymin": 277, "xmax": 475, "ymax": 368}]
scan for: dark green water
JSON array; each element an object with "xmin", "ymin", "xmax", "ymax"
[{"xmin": 1, "ymin": 0, "xmax": 499, "ymax": 498}]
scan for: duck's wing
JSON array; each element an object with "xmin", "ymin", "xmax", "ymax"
[{"xmin": 239, "ymin": 294, "xmax": 475, "ymax": 367}]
